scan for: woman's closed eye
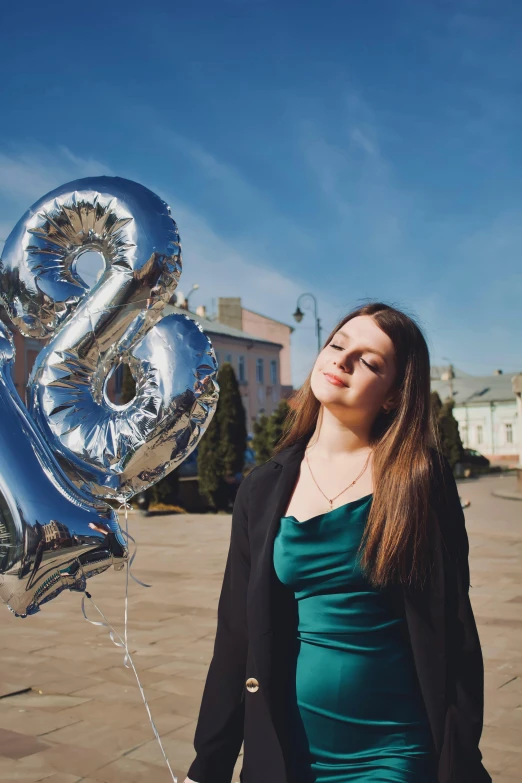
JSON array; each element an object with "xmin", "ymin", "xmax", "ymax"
[{"xmin": 329, "ymin": 344, "xmax": 378, "ymax": 372}]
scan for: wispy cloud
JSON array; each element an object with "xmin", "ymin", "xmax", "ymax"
[
  {"xmin": 150, "ymin": 182, "xmax": 321, "ymax": 384},
  {"xmin": 0, "ymin": 144, "xmax": 319, "ymax": 384},
  {"xmin": 295, "ymin": 82, "xmax": 521, "ymax": 374},
  {"xmin": 298, "ymin": 88, "xmax": 424, "ymax": 273},
  {"xmin": 151, "ymin": 125, "xmax": 314, "ymax": 254},
  {"xmin": 0, "ymin": 145, "xmax": 113, "ymax": 208},
  {"xmin": 154, "ymin": 102, "xmax": 522, "ymax": 376},
  {"xmin": 1, "ymin": 116, "xmax": 520, "ymax": 385}
]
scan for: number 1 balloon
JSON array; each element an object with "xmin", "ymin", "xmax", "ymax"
[{"xmin": 0, "ymin": 176, "xmax": 219, "ymax": 616}]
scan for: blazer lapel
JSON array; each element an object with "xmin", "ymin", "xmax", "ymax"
[
  {"xmin": 248, "ymin": 436, "xmax": 307, "ymax": 639},
  {"xmin": 248, "ymin": 436, "xmax": 308, "ymax": 774}
]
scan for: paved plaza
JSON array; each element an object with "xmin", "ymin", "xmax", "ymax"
[{"xmin": 0, "ymin": 471, "xmax": 521, "ymax": 782}]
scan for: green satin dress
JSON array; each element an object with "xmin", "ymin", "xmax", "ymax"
[{"xmin": 273, "ymin": 493, "xmax": 438, "ymax": 783}]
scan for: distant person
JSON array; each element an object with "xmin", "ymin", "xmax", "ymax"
[{"xmin": 184, "ymin": 302, "xmax": 490, "ymax": 783}]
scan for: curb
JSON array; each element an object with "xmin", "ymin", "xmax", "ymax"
[{"xmin": 491, "ymin": 489, "xmax": 522, "ymax": 502}]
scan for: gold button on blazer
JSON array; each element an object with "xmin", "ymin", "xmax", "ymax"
[{"xmin": 246, "ymin": 677, "xmax": 259, "ymax": 693}]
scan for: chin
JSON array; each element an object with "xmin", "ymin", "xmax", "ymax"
[{"xmin": 311, "ymin": 377, "xmax": 345, "ymax": 403}]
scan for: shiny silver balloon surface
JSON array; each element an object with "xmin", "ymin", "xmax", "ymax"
[
  {"xmin": 0, "ymin": 176, "xmax": 219, "ymax": 502},
  {"xmin": 0, "ymin": 322, "xmax": 126, "ymax": 617},
  {"xmin": 0, "ymin": 176, "xmax": 219, "ymax": 615}
]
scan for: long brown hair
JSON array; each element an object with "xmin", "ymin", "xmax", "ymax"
[{"xmin": 273, "ymin": 301, "xmax": 443, "ymax": 591}]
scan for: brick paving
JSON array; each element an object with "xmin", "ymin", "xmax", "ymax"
[{"xmin": 0, "ymin": 472, "xmax": 521, "ymax": 782}]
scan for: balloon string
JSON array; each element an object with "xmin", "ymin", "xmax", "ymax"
[
  {"xmin": 121, "ymin": 501, "xmax": 131, "ymax": 668},
  {"xmin": 117, "ymin": 501, "xmax": 151, "ymax": 666},
  {"xmin": 120, "ymin": 526, "xmax": 152, "ymax": 588},
  {"xmin": 81, "ymin": 501, "xmax": 177, "ymax": 783}
]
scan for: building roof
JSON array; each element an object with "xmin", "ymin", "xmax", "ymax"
[
  {"xmin": 430, "ymin": 364, "xmax": 474, "ymax": 379},
  {"xmin": 431, "ymin": 373, "xmax": 520, "ymax": 404},
  {"xmin": 164, "ymin": 304, "xmax": 283, "ymax": 348},
  {"xmin": 242, "ymin": 306, "xmax": 296, "ymax": 332}
]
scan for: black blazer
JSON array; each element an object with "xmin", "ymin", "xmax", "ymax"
[{"xmin": 187, "ymin": 435, "xmax": 492, "ymax": 783}]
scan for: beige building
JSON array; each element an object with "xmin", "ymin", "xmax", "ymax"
[
  {"xmin": 164, "ymin": 296, "xmax": 294, "ymax": 433},
  {"xmin": 41, "ymin": 520, "xmax": 69, "ymax": 544}
]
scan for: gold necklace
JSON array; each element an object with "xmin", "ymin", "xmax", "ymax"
[{"xmin": 305, "ymin": 447, "xmax": 372, "ymax": 511}]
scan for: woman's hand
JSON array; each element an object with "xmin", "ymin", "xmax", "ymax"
[{"xmin": 183, "ymin": 778, "xmax": 198, "ymax": 783}]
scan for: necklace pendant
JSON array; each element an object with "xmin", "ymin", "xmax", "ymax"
[{"xmin": 329, "ymin": 499, "xmax": 333, "ymax": 510}]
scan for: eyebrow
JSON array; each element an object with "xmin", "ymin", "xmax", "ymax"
[{"xmin": 335, "ymin": 330, "xmax": 388, "ymax": 364}]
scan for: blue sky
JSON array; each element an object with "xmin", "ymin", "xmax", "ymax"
[{"xmin": 1, "ymin": 0, "xmax": 521, "ymax": 386}]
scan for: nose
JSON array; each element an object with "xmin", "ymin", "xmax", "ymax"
[{"xmin": 333, "ymin": 352, "xmax": 353, "ymax": 373}]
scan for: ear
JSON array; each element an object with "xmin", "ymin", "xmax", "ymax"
[{"xmin": 384, "ymin": 395, "xmax": 399, "ymax": 411}]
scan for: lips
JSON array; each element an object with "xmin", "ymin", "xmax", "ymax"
[{"xmin": 323, "ymin": 372, "xmax": 348, "ymax": 387}]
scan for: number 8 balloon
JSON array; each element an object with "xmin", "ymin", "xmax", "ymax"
[{"xmin": 0, "ymin": 176, "xmax": 219, "ymax": 616}]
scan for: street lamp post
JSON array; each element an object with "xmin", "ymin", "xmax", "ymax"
[
  {"xmin": 185, "ymin": 283, "xmax": 200, "ymax": 311},
  {"xmin": 512, "ymin": 374, "xmax": 522, "ymax": 491},
  {"xmin": 292, "ymin": 292, "xmax": 322, "ymax": 354}
]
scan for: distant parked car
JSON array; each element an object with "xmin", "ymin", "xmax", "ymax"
[
  {"xmin": 462, "ymin": 449, "xmax": 490, "ymax": 468},
  {"xmin": 455, "ymin": 448, "xmax": 490, "ymax": 478}
]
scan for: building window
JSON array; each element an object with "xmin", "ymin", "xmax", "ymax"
[
  {"xmin": 505, "ymin": 423, "xmax": 513, "ymax": 444},
  {"xmin": 270, "ymin": 359, "xmax": 277, "ymax": 385},
  {"xmin": 215, "ymin": 350, "xmax": 220, "ymax": 366},
  {"xmin": 256, "ymin": 358, "xmax": 264, "ymax": 383},
  {"xmin": 460, "ymin": 424, "xmax": 468, "ymax": 446},
  {"xmin": 238, "ymin": 355, "xmax": 246, "ymax": 382},
  {"xmin": 476, "ymin": 425, "xmax": 483, "ymax": 444},
  {"xmin": 225, "ymin": 353, "xmax": 232, "ymax": 364}
]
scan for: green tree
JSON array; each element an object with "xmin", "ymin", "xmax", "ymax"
[
  {"xmin": 430, "ymin": 390, "xmax": 442, "ymax": 421},
  {"xmin": 252, "ymin": 413, "xmax": 272, "ymax": 465},
  {"xmin": 197, "ymin": 405, "xmax": 222, "ymax": 509},
  {"xmin": 198, "ymin": 362, "xmax": 247, "ymax": 510},
  {"xmin": 218, "ymin": 363, "xmax": 248, "ymax": 476},
  {"xmin": 149, "ymin": 468, "xmax": 180, "ymax": 507},
  {"xmin": 266, "ymin": 398, "xmax": 291, "ymax": 452},
  {"xmin": 432, "ymin": 391, "xmax": 464, "ymax": 470},
  {"xmin": 252, "ymin": 398, "xmax": 291, "ymax": 466}
]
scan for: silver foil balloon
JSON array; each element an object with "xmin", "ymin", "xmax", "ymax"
[
  {"xmin": 0, "ymin": 176, "xmax": 219, "ymax": 502},
  {"xmin": 0, "ymin": 322, "xmax": 127, "ymax": 617}
]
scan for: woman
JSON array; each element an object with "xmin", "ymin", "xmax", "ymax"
[{"xmin": 185, "ymin": 302, "xmax": 491, "ymax": 783}]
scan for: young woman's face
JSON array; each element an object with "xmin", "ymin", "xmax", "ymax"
[{"xmin": 310, "ymin": 315, "xmax": 398, "ymax": 423}]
